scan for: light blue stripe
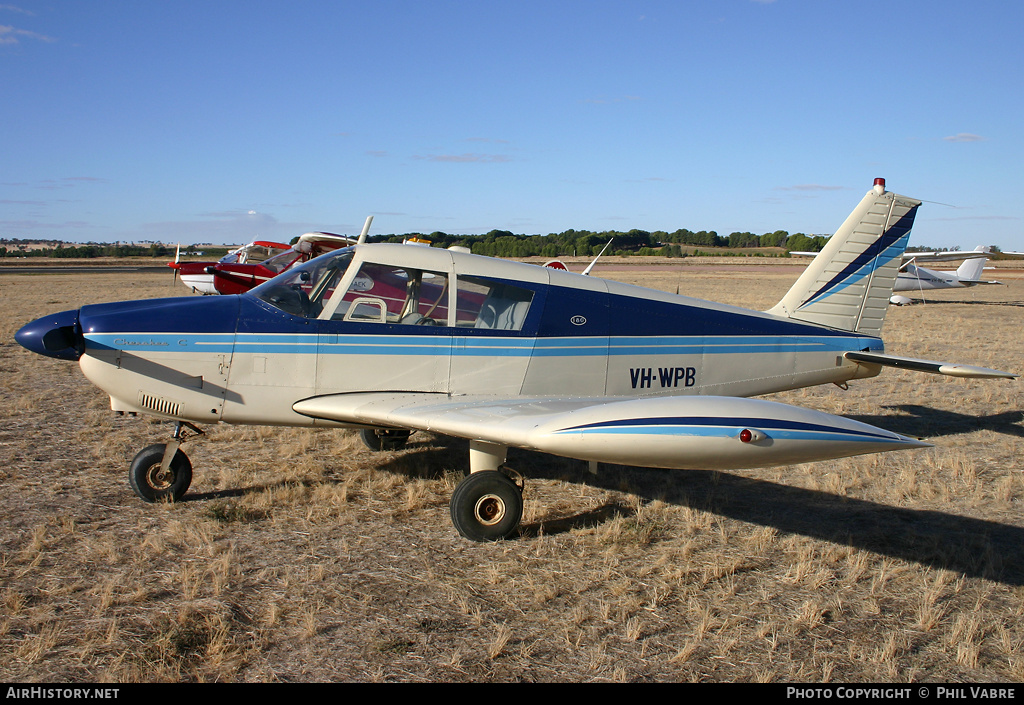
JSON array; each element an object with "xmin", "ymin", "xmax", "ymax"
[
  {"xmin": 801, "ymin": 234, "xmax": 910, "ymax": 308},
  {"xmin": 86, "ymin": 332, "xmax": 881, "ymax": 358},
  {"xmin": 559, "ymin": 426, "xmax": 904, "ymax": 444}
]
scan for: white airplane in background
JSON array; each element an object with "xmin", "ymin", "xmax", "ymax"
[
  {"xmin": 793, "ymin": 244, "xmax": 1021, "ymax": 306},
  {"xmin": 15, "ymin": 179, "xmax": 1017, "ymax": 542},
  {"xmin": 890, "ymin": 245, "xmax": 1020, "ymax": 305}
]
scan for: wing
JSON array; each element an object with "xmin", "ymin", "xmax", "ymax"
[
  {"xmin": 901, "ymin": 250, "xmax": 990, "ymax": 263},
  {"xmin": 293, "ymin": 392, "xmax": 929, "ymax": 471}
]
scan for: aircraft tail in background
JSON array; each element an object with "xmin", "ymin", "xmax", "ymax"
[
  {"xmin": 955, "ymin": 245, "xmax": 991, "ymax": 283},
  {"xmin": 768, "ymin": 179, "xmax": 921, "ymax": 337}
]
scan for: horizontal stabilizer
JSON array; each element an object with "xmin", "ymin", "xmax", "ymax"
[{"xmin": 844, "ymin": 351, "xmax": 1017, "ymax": 379}]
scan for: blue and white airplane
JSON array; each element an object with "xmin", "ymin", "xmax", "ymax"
[{"xmin": 15, "ymin": 179, "xmax": 1016, "ymax": 541}]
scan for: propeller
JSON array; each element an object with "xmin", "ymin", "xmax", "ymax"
[{"xmin": 168, "ymin": 243, "xmax": 181, "ymax": 286}]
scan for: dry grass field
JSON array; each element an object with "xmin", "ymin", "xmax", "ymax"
[{"xmin": 1, "ymin": 261, "xmax": 1022, "ymax": 683}]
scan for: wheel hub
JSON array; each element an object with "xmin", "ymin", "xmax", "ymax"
[
  {"xmin": 474, "ymin": 494, "xmax": 506, "ymax": 526},
  {"xmin": 146, "ymin": 464, "xmax": 174, "ymax": 490}
]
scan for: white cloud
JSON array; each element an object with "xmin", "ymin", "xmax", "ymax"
[
  {"xmin": 943, "ymin": 133, "xmax": 986, "ymax": 143},
  {"xmin": 0, "ymin": 5, "xmax": 34, "ymax": 15},
  {"xmin": 0, "ymin": 24, "xmax": 56, "ymax": 44},
  {"xmin": 414, "ymin": 153, "xmax": 512, "ymax": 163},
  {"xmin": 582, "ymin": 96, "xmax": 641, "ymax": 105},
  {"xmin": 775, "ymin": 184, "xmax": 845, "ymax": 192}
]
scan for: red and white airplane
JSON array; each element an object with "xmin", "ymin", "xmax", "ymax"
[
  {"xmin": 202, "ymin": 232, "xmax": 358, "ymax": 295},
  {"xmin": 168, "ymin": 218, "xmax": 371, "ymax": 295},
  {"xmin": 168, "ymin": 240, "xmax": 291, "ymax": 294}
]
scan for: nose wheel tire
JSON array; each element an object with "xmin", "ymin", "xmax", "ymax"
[
  {"xmin": 450, "ymin": 470, "xmax": 523, "ymax": 542},
  {"xmin": 129, "ymin": 443, "xmax": 193, "ymax": 503}
]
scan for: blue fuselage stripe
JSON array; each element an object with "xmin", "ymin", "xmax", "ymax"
[{"xmin": 84, "ymin": 332, "xmax": 880, "ymax": 357}]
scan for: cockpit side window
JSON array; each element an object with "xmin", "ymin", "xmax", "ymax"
[{"xmin": 328, "ymin": 262, "xmax": 450, "ymax": 326}]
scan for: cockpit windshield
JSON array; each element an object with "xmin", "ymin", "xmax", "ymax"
[
  {"xmin": 249, "ymin": 247, "xmax": 355, "ymax": 318},
  {"xmin": 259, "ymin": 247, "xmax": 304, "ymax": 275}
]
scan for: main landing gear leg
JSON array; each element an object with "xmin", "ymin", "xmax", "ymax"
[
  {"xmin": 128, "ymin": 421, "xmax": 204, "ymax": 503},
  {"xmin": 449, "ymin": 441, "xmax": 524, "ymax": 542},
  {"xmin": 359, "ymin": 427, "xmax": 412, "ymax": 451}
]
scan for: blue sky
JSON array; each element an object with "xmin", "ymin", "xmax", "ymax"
[{"xmin": 2, "ymin": 1, "xmax": 1022, "ymax": 249}]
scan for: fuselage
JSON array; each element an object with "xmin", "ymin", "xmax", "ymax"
[
  {"xmin": 175, "ymin": 263, "xmax": 218, "ymax": 294},
  {"xmin": 894, "ymin": 264, "xmax": 966, "ymax": 291},
  {"xmin": 51, "ymin": 244, "xmax": 885, "ymax": 428}
]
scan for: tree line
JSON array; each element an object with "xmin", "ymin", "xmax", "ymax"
[
  {"xmin": 371, "ymin": 228, "xmax": 831, "ymax": 258},
  {"xmin": 1, "ymin": 229, "xmax": 835, "ymax": 260},
  {"xmin": 0, "ymin": 242, "xmax": 189, "ymax": 259}
]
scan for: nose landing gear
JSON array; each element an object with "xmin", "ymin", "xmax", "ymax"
[{"xmin": 128, "ymin": 421, "xmax": 204, "ymax": 503}]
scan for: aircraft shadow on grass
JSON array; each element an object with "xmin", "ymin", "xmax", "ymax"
[
  {"xmin": 514, "ymin": 448, "xmax": 1024, "ymax": 587},
  {"xmin": 178, "ymin": 428, "xmax": 1024, "ymax": 586},
  {"xmin": 848, "ymin": 405, "xmax": 1024, "ymax": 440},
  {"xmin": 365, "ymin": 432, "xmax": 1024, "ymax": 587}
]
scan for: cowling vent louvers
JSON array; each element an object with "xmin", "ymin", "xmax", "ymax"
[{"xmin": 138, "ymin": 392, "xmax": 182, "ymax": 418}]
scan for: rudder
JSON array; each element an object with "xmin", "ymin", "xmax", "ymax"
[{"xmin": 955, "ymin": 246, "xmax": 990, "ymax": 282}]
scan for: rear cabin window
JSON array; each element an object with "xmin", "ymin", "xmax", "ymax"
[{"xmin": 456, "ymin": 276, "xmax": 534, "ymax": 331}]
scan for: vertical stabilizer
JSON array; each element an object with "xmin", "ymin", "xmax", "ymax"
[
  {"xmin": 955, "ymin": 246, "xmax": 990, "ymax": 282},
  {"xmin": 768, "ymin": 179, "xmax": 921, "ymax": 336}
]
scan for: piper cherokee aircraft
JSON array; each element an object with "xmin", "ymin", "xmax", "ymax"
[
  {"xmin": 169, "ymin": 239, "xmax": 291, "ymax": 294},
  {"xmin": 15, "ymin": 179, "xmax": 1017, "ymax": 542}
]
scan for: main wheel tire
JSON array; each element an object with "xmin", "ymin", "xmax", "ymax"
[
  {"xmin": 129, "ymin": 444, "xmax": 193, "ymax": 503},
  {"xmin": 450, "ymin": 470, "xmax": 523, "ymax": 542},
  {"xmin": 359, "ymin": 428, "xmax": 412, "ymax": 451}
]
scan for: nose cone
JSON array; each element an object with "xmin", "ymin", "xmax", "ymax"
[{"xmin": 15, "ymin": 308, "xmax": 84, "ymax": 361}]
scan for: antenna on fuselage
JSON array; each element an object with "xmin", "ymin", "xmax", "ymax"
[
  {"xmin": 356, "ymin": 215, "xmax": 374, "ymax": 245},
  {"xmin": 581, "ymin": 238, "xmax": 613, "ymax": 276}
]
